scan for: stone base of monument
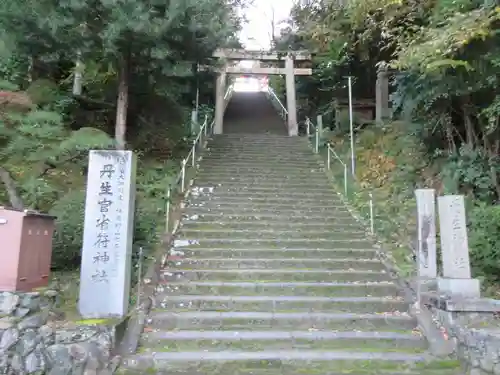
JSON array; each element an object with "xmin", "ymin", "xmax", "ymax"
[
  {"xmin": 417, "ymin": 278, "xmax": 438, "ymax": 292},
  {"xmin": 437, "ymin": 277, "xmax": 481, "ymax": 298}
]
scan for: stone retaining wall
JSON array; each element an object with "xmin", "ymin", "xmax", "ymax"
[
  {"xmin": 0, "ymin": 290, "xmax": 118, "ymax": 375},
  {"xmin": 424, "ymin": 293, "xmax": 500, "ymax": 375}
]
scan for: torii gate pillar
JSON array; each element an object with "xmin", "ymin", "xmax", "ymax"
[
  {"xmin": 285, "ymin": 54, "xmax": 298, "ymax": 136},
  {"xmin": 214, "ymin": 69, "xmax": 227, "ymax": 134}
]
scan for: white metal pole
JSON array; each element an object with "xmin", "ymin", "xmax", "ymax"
[
  {"xmin": 315, "ymin": 128, "xmax": 319, "ymax": 154},
  {"xmin": 192, "ymin": 140, "xmax": 196, "ymax": 167},
  {"xmin": 344, "ymin": 165, "xmax": 348, "ymax": 196},
  {"xmin": 327, "ymin": 146, "xmax": 331, "ymax": 170},
  {"xmin": 195, "ymin": 63, "xmax": 200, "ymax": 113},
  {"xmin": 165, "ymin": 188, "xmax": 171, "ymax": 232},
  {"xmin": 181, "ymin": 159, "xmax": 186, "ymax": 192},
  {"xmin": 369, "ymin": 192, "xmax": 374, "ymax": 234},
  {"xmin": 136, "ymin": 246, "xmax": 143, "ymax": 309},
  {"xmin": 348, "ymin": 76, "xmax": 355, "ymax": 177}
]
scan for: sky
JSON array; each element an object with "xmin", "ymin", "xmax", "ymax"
[{"xmin": 239, "ymin": 0, "xmax": 295, "ymax": 50}]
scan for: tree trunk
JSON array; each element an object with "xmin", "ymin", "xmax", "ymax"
[
  {"xmin": 461, "ymin": 97, "xmax": 478, "ymax": 147},
  {"xmin": 114, "ymin": 51, "xmax": 130, "ymax": 150},
  {"xmin": 484, "ymin": 131, "xmax": 500, "ymax": 202},
  {"xmin": 0, "ymin": 166, "xmax": 24, "ymax": 210}
]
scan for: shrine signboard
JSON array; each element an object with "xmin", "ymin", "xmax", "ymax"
[{"xmin": 79, "ymin": 150, "xmax": 137, "ymax": 318}]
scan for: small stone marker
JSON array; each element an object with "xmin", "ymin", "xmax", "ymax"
[
  {"xmin": 415, "ymin": 189, "xmax": 437, "ymax": 279},
  {"xmin": 79, "ymin": 150, "xmax": 137, "ymax": 318},
  {"xmin": 437, "ymin": 195, "xmax": 480, "ymax": 298}
]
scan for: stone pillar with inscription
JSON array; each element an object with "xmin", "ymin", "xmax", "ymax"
[
  {"xmin": 437, "ymin": 195, "xmax": 480, "ymax": 298},
  {"xmin": 415, "ymin": 189, "xmax": 437, "ymax": 281},
  {"xmin": 79, "ymin": 150, "xmax": 137, "ymax": 318}
]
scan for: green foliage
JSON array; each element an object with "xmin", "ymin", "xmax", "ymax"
[
  {"xmin": 26, "ymin": 79, "xmax": 60, "ymax": 106},
  {"xmin": 440, "ymin": 146, "xmax": 499, "ymax": 202},
  {"xmin": 50, "ymin": 189, "xmax": 86, "ymax": 268},
  {"xmin": 468, "ymin": 203, "xmax": 500, "ymax": 282}
]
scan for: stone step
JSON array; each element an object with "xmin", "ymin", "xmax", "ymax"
[
  {"xmin": 157, "ymin": 281, "xmax": 401, "ymax": 298},
  {"xmin": 205, "ymin": 148, "xmax": 314, "ymax": 154},
  {"xmin": 206, "ymin": 150, "xmax": 314, "ymax": 156},
  {"xmin": 185, "ymin": 201, "xmax": 349, "ymax": 213},
  {"xmin": 182, "ymin": 213, "xmax": 359, "ymax": 225},
  {"xmin": 208, "ymin": 136, "xmax": 306, "ymax": 140},
  {"xmin": 195, "ymin": 168, "xmax": 326, "ymax": 175},
  {"xmin": 176, "ymin": 229, "xmax": 367, "ymax": 240},
  {"xmin": 187, "ymin": 189, "xmax": 345, "ymax": 201},
  {"xmin": 119, "ymin": 356, "xmax": 461, "ymax": 375},
  {"xmin": 192, "ymin": 181, "xmax": 333, "ymax": 191},
  {"xmin": 207, "ymin": 140, "xmax": 310, "ymax": 145},
  {"xmin": 139, "ymin": 330, "xmax": 427, "ymax": 353},
  {"xmin": 179, "ymin": 221, "xmax": 364, "ymax": 231},
  {"xmin": 170, "ymin": 248, "xmax": 379, "ymax": 260},
  {"xmin": 182, "ymin": 209, "xmax": 354, "ymax": 221},
  {"xmin": 156, "ymin": 295, "xmax": 408, "ymax": 314},
  {"xmin": 165, "ymin": 258, "xmax": 385, "ymax": 271},
  {"xmin": 206, "ymin": 143, "xmax": 310, "ymax": 148},
  {"xmin": 146, "ymin": 311, "xmax": 417, "ymax": 331},
  {"xmin": 124, "ymin": 350, "xmax": 428, "ymax": 365},
  {"xmin": 161, "ymin": 269, "xmax": 391, "ymax": 283},
  {"xmin": 199, "ymin": 160, "xmax": 322, "ymax": 168},
  {"xmin": 195, "ymin": 180, "xmax": 333, "ymax": 188},
  {"xmin": 196, "ymin": 166, "xmax": 324, "ymax": 174},
  {"xmin": 203, "ymin": 154, "xmax": 315, "ymax": 160},
  {"xmin": 118, "ymin": 368, "xmax": 462, "ymax": 375},
  {"xmin": 186, "ymin": 194, "xmax": 344, "ymax": 206},
  {"xmin": 172, "ymin": 238, "xmax": 374, "ymax": 250},
  {"xmin": 191, "ymin": 186, "xmax": 337, "ymax": 196},
  {"xmin": 195, "ymin": 172, "xmax": 328, "ymax": 181}
]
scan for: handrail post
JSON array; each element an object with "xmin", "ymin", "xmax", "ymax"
[
  {"xmin": 180, "ymin": 159, "xmax": 186, "ymax": 193},
  {"xmin": 327, "ymin": 146, "xmax": 331, "ymax": 170},
  {"xmin": 165, "ymin": 187, "xmax": 171, "ymax": 233},
  {"xmin": 344, "ymin": 165, "xmax": 348, "ymax": 196},
  {"xmin": 315, "ymin": 127, "xmax": 319, "ymax": 154},
  {"xmin": 192, "ymin": 140, "xmax": 196, "ymax": 168},
  {"xmin": 369, "ymin": 192, "xmax": 374, "ymax": 234}
]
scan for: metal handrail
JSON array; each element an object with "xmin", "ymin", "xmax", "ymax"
[
  {"xmin": 165, "ymin": 84, "xmax": 233, "ymax": 232},
  {"xmin": 267, "ymin": 86, "xmax": 288, "ymax": 121},
  {"xmin": 325, "ymin": 142, "xmax": 374, "ymax": 235},
  {"xmin": 305, "ymin": 117, "xmax": 320, "ymax": 154}
]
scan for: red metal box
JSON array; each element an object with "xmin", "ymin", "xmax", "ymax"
[{"xmin": 0, "ymin": 208, "xmax": 55, "ymax": 291}]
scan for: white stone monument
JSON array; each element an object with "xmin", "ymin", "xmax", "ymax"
[
  {"xmin": 415, "ymin": 189, "xmax": 437, "ymax": 280},
  {"xmin": 79, "ymin": 150, "xmax": 137, "ymax": 318},
  {"xmin": 437, "ymin": 195, "xmax": 480, "ymax": 298}
]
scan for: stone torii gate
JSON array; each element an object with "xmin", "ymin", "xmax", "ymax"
[{"xmin": 209, "ymin": 49, "xmax": 312, "ymax": 136}]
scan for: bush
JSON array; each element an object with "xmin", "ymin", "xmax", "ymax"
[
  {"xmin": 50, "ymin": 189, "xmax": 86, "ymax": 269},
  {"xmin": 468, "ymin": 203, "xmax": 500, "ymax": 282}
]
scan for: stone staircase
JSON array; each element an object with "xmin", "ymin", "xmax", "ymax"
[{"xmin": 120, "ymin": 130, "xmax": 461, "ymax": 374}]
